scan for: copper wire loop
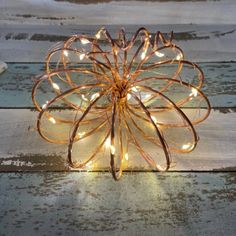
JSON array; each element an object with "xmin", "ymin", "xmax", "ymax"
[{"xmin": 32, "ymin": 27, "xmax": 211, "ymax": 180}]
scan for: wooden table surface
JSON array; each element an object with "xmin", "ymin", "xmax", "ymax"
[{"xmin": 0, "ymin": 1, "xmax": 235, "ymax": 235}]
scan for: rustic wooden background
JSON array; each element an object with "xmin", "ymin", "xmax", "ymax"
[{"xmin": 0, "ymin": 0, "xmax": 235, "ymax": 235}]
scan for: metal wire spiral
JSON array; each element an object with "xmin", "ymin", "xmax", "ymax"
[{"xmin": 32, "ymin": 27, "xmax": 211, "ymax": 180}]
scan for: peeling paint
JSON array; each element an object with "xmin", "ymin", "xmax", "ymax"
[
  {"xmin": 0, "ymin": 172, "xmax": 235, "ymax": 235},
  {"xmin": 0, "ymin": 62, "xmax": 236, "ymax": 108},
  {"xmin": 0, "ymin": 154, "xmax": 66, "ymax": 171}
]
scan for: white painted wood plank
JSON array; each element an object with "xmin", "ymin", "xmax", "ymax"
[
  {"xmin": 0, "ymin": 62, "xmax": 236, "ymax": 108},
  {"xmin": 0, "ymin": 172, "xmax": 235, "ymax": 235},
  {"xmin": 1, "ymin": 24, "xmax": 236, "ymax": 62},
  {"xmin": 0, "ymin": 0, "xmax": 236, "ymax": 25},
  {"xmin": 0, "ymin": 109, "xmax": 235, "ymax": 171}
]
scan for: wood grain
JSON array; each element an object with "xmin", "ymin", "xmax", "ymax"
[
  {"xmin": 0, "ymin": 2, "xmax": 236, "ymax": 235},
  {"xmin": 0, "ymin": 62, "xmax": 236, "ymax": 108},
  {"xmin": 0, "ymin": 172, "xmax": 235, "ymax": 235},
  {"xmin": 1, "ymin": 24, "xmax": 236, "ymax": 62},
  {"xmin": 0, "ymin": 109, "xmax": 235, "ymax": 171},
  {"xmin": 0, "ymin": 58, "xmax": 235, "ymax": 171}
]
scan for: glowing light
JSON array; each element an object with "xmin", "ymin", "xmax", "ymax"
[
  {"xmin": 114, "ymin": 48, "xmax": 118, "ymax": 56},
  {"xmin": 42, "ymin": 101, "xmax": 48, "ymax": 109},
  {"xmin": 110, "ymin": 145, "xmax": 116, "ymax": 155},
  {"xmin": 85, "ymin": 160, "xmax": 93, "ymax": 167},
  {"xmin": 141, "ymin": 51, "xmax": 146, "ymax": 60},
  {"xmin": 151, "ymin": 115, "xmax": 161, "ymax": 127},
  {"xmin": 127, "ymin": 93, "xmax": 132, "ymax": 100},
  {"xmin": 63, "ymin": 50, "xmax": 69, "ymax": 57},
  {"xmin": 79, "ymin": 53, "xmax": 85, "ymax": 60},
  {"xmin": 95, "ymin": 28, "xmax": 104, "ymax": 39},
  {"xmin": 90, "ymin": 92, "xmax": 100, "ymax": 102},
  {"xmin": 52, "ymin": 83, "xmax": 60, "ymax": 90},
  {"xmin": 131, "ymin": 86, "xmax": 138, "ymax": 92},
  {"xmin": 95, "ymin": 32, "xmax": 101, "ymax": 39},
  {"xmin": 78, "ymin": 132, "xmax": 86, "ymax": 138},
  {"xmin": 151, "ymin": 115, "xmax": 157, "ymax": 123},
  {"xmin": 176, "ymin": 54, "xmax": 182, "ymax": 60},
  {"xmin": 81, "ymin": 94, "xmax": 89, "ymax": 102},
  {"xmin": 49, "ymin": 117, "xmax": 56, "ymax": 124},
  {"xmin": 144, "ymin": 94, "xmax": 152, "ymax": 100},
  {"xmin": 155, "ymin": 51, "xmax": 164, "ymax": 58},
  {"xmin": 32, "ymin": 27, "xmax": 211, "ymax": 181},
  {"xmin": 80, "ymin": 38, "xmax": 90, "ymax": 45},
  {"xmin": 182, "ymin": 143, "xmax": 192, "ymax": 150},
  {"xmin": 156, "ymin": 164, "xmax": 163, "ymax": 170},
  {"xmin": 189, "ymin": 88, "xmax": 198, "ymax": 97},
  {"xmin": 104, "ymin": 138, "xmax": 110, "ymax": 149}
]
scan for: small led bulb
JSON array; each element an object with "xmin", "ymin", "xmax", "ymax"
[
  {"xmin": 49, "ymin": 117, "xmax": 56, "ymax": 124},
  {"xmin": 127, "ymin": 93, "xmax": 132, "ymax": 100},
  {"xmin": 78, "ymin": 132, "xmax": 86, "ymax": 138},
  {"xmin": 141, "ymin": 51, "xmax": 146, "ymax": 60},
  {"xmin": 144, "ymin": 94, "xmax": 152, "ymax": 100},
  {"xmin": 81, "ymin": 38, "xmax": 90, "ymax": 45},
  {"xmin": 81, "ymin": 94, "xmax": 89, "ymax": 102},
  {"xmin": 85, "ymin": 160, "xmax": 93, "ymax": 167},
  {"xmin": 176, "ymin": 54, "xmax": 182, "ymax": 60},
  {"xmin": 131, "ymin": 87, "xmax": 138, "ymax": 92},
  {"xmin": 155, "ymin": 51, "xmax": 164, "ymax": 58},
  {"xmin": 63, "ymin": 50, "xmax": 69, "ymax": 57},
  {"xmin": 95, "ymin": 32, "xmax": 101, "ymax": 39},
  {"xmin": 79, "ymin": 53, "xmax": 85, "ymax": 60},
  {"xmin": 42, "ymin": 101, "xmax": 49, "ymax": 109},
  {"xmin": 105, "ymin": 138, "xmax": 110, "ymax": 148},
  {"xmin": 189, "ymin": 88, "xmax": 198, "ymax": 97},
  {"xmin": 110, "ymin": 145, "xmax": 116, "ymax": 155},
  {"xmin": 90, "ymin": 93, "xmax": 100, "ymax": 102},
  {"xmin": 182, "ymin": 143, "xmax": 192, "ymax": 150},
  {"xmin": 151, "ymin": 115, "xmax": 157, "ymax": 123},
  {"xmin": 52, "ymin": 83, "xmax": 60, "ymax": 90}
]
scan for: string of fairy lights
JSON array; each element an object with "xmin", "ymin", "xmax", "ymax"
[{"xmin": 32, "ymin": 27, "xmax": 211, "ymax": 180}]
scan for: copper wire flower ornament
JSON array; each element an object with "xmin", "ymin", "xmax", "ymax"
[{"xmin": 32, "ymin": 27, "xmax": 211, "ymax": 180}]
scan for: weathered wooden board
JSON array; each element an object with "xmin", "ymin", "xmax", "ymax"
[
  {"xmin": 0, "ymin": 60, "xmax": 235, "ymax": 171},
  {"xmin": 0, "ymin": 1, "xmax": 236, "ymax": 235},
  {"xmin": 0, "ymin": 172, "xmax": 235, "ymax": 236},
  {"xmin": 1, "ymin": 0, "xmax": 236, "ymax": 25},
  {"xmin": 1, "ymin": 24, "xmax": 236, "ymax": 62},
  {"xmin": 0, "ymin": 62, "xmax": 235, "ymax": 108},
  {"xmin": 0, "ymin": 109, "xmax": 235, "ymax": 171}
]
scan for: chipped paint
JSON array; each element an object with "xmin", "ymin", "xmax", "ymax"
[
  {"xmin": 0, "ymin": 62, "xmax": 236, "ymax": 107},
  {"xmin": 0, "ymin": 172, "xmax": 235, "ymax": 235},
  {"xmin": 0, "ymin": 109, "xmax": 236, "ymax": 171},
  {"xmin": 0, "ymin": 154, "xmax": 66, "ymax": 171}
]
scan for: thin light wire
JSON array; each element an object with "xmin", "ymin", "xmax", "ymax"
[{"xmin": 32, "ymin": 27, "xmax": 211, "ymax": 181}]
